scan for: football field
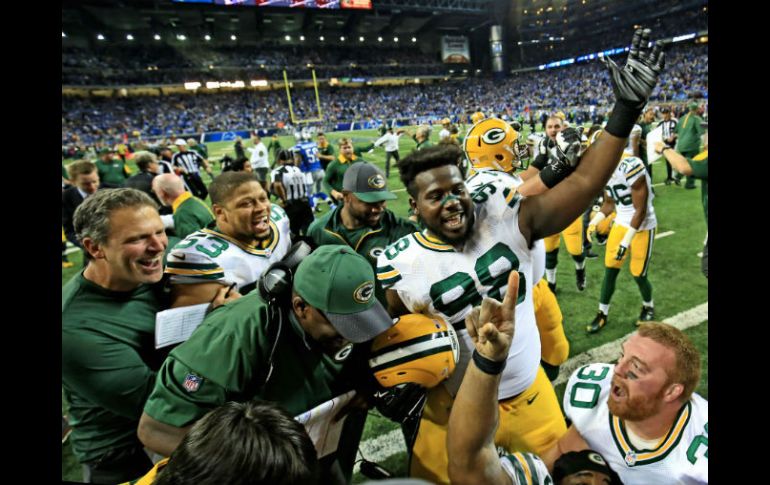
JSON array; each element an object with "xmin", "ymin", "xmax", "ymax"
[{"xmin": 62, "ymin": 126, "xmax": 708, "ymax": 482}]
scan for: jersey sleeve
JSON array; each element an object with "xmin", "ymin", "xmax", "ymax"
[
  {"xmin": 687, "ymin": 154, "xmax": 708, "ymax": 180},
  {"xmin": 165, "ymin": 235, "xmax": 226, "ymax": 285},
  {"xmin": 376, "ymin": 242, "xmax": 406, "ymax": 290},
  {"xmin": 270, "ymin": 204, "xmax": 292, "ymax": 243},
  {"xmin": 563, "ymin": 363, "xmax": 614, "ymax": 427},
  {"xmin": 621, "ymin": 156, "xmax": 647, "ymax": 185},
  {"xmin": 500, "ymin": 452, "xmax": 552, "ymax": 485}
]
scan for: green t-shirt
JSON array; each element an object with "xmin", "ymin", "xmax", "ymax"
[
  {"xmin": 306, "ymin": 207, "xmax": 419, "ymax": 305},
  {"xmin": 687, "ymin": 150, "xmax": 708, "ymax": 226},
  {"xmin": 62, "ymin": 273, "xmax": 167, "ymax": 463},
  {"xmin": 675, "ymin": 112, "xmax": 705, "ymax": 155},
  {"xmin": 96, "ymin": 159, "xmax": 128, "ymax": 186},
  {"xmin": 415, "ymin": 139, "xmax": 434, "ymax": 151},
  {"xmin": 324, "ymin": 154, "xmax": 367, "ymax": 193}
]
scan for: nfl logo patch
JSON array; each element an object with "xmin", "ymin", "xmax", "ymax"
[
  {"xmin": 183, "ymin": 374, "xmax": 203, "ymax": 393},
  {"xmin": 624, "ymin": 450, "xmax": 637, "ymax": 466}
]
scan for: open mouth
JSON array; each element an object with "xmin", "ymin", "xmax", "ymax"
[
  {"xmin": 611, "ymin": 381, "xmax": 627, "ymax": 400},
  {"xmin": 137, "ymin": 257, "xmax": 161, "ymax": 273},
  {"xmin": 253, "ymin": 215, "xmax": 270, "ymax": 233},
  {"xmin": 442, "ymin": 211, "xmax": 465, "ymax": 231}
]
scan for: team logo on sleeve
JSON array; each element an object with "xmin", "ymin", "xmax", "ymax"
[
  {"xmin": 368, "ymin": 174, "xmax": 386, "ymax": 189},
  {"xmin": 183, "ymin": 374, "xmax": 203, "ymax": 393},
  {"xmin": 369, "ymin": 247, "xmax": 384, "ymax": 259},
  {"xmin": 334, "ymin": 343, "xmax": 354, "ymax": 362},
  {"xmin": 353, "ymin": 281, "xmax": 375, "ymax": 303}
]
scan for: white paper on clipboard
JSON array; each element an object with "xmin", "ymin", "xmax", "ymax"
[
  {"xmin": 295, "ymin": 390, "xmax": 356, "ymax": 458},
  {"xmin": 154, "ymin": 303, "xmax": 209, "ymax": 349}
]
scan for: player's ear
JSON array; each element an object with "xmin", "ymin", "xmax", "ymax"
[
  {"xmin": 212, "ymin": 204, "xmax": 226, "ymax": 221},
  {"xmin": 663, "ymin": 382, "xmax": 684, "ymax": 403},
  {"xmin": 409, "ymin": 197, "xmax": 418, "ymax": 216}
]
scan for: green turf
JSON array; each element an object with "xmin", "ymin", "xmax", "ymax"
[{"xmin": 62, "ymin": 125, "xmax": 708, "ymax": 482}]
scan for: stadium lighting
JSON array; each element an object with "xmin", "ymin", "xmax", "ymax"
[
  {"xmin": 251, "ymin": 80, "xmax": 268, "ymax": 87},
  {"xmin": 377, "ymin": 36, "xmax": 383, "ymax": 42},
  {"xmin": 62, "ymin": 32, "xmax": 66, "ymax": 38},
  {"xmin": 340, "ymin": 36, "xmax": 345, "ymax": 41},
  {"xmin": 177, "ymin": 34, "xmax": 187, "ymax": 41},
  {"xmin": 204, "ymin": 35, "xmax": 211, "ymax": 41},
  {"xmin": 184, "ymin": 82, "xmax": 202, "ymax": 90},
  {"xmin": 126, "ymin": 34, "xmax": 134, "ymax": 41},
  {"xmin": 393, "ymin": 36, "xmax": 399, "ymax": 42},
  {"xmin": 97, "ymin": 34, "xmax": 105, "ymax": 40},
  {"xmin": 154, "ymin": 34, "xmax": 161, "ymax": 40},
  {"xmin": 412, "ymin": 37, "xmax": 417, "ymax": 42},
  {"xmin": 672, "ymin": 33, "xmax": 697, "ymax": 43},
  {"xmin": 320, "ymin": 36, "xmax": 325, "ymax": 41},
  {"xmin": 206, "ymin": 82, "xmax": 221, "ymax": 89},
  {"xmin": 231, "ymin": 35, "xmax": 237, "ymax": 41},
  {"xmin": 359, "ymin": 36, "xmax": 364, "ymax": 42},
  {"xmin": 285, "ymin": 35, "xmax": 291, "ymax": 41},
  {"xmin": 300, "ymin": 35, "xmax": 305, "ymax": 41}
]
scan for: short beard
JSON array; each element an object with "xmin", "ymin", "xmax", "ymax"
[
  {"xmin": 423, "ymin": 211, "xmax": 475, "ymax": 246},
  {"xmin": 608, "ymin": 385, "xmax": 666, "ymax": 422}
]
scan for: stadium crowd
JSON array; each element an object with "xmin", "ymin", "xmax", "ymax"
[{"xmin": 62, "ymin": 42, "xmax": 706, "ymax": 148}]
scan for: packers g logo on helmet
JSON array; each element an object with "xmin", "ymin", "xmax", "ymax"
[
  {"xmin": 369, "ymin": 314, "xmax": 460, "ymax": 389},
  {"xmin": 471, "ymin": 111, "xmax": 486, "ymax": 124},
  {"xmin": 463, "ymin": 118, "xmax": 521, "ymax": 173}
]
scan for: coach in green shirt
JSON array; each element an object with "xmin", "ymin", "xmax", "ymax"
[
  {"xmin": 323, "ymin": 137, "xmax": 375, "ymax": 202},
  {"xmin": 308, "ymin": 162, "xmax": 419, "ymax": 306},
  {"xmin": 674, "ymin": 102, "xmax": 706, "ymax": 189},
  {"xmin": 138, "ymin": 245, "xmax": 394, "ymax": 484}
]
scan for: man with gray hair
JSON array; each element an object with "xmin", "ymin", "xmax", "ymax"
[
  {"xmin": 411, "ymin": 125, "xmax": 434, "ymax": 152},
  {"xmin": 153, "ymin": 173, "xmax": 214, "ymax": 241},
  {"xmin": 62, "ymin": 188, "xmax": 170, "ymax": 483}
]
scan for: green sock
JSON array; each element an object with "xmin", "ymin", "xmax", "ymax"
[
  {"xmin": 545, "ymin": 249, "xmax": 559, "ymax": 270},
  {"xmin": 572, "ymin": 253, "xmax": 586, "ymax": 270},
  {"xmin": 600, "ymin": 267, "xmax": 621, "ymax": 305},
  {"xmin": 634, "ymin": 275, "xmax": 653, "ymax": 302}
]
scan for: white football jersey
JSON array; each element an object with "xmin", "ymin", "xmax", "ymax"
[
  {"xmin": 165, "ymin": 204, "xmax": 292, "ymax": 295},
  {"xmin": 627, "ymin": 123, "xmax": 643, "ymax": 154},
  {"xmin": 564, "ymin": 363, "xmax": 708, "ymax": 485},
  {"xmin": 606, "ymin": 156, "xmax": 657, "ymax": 230},
  {"xmin": 466, "ymin": 169, "xmax": 547, "ymax": 282},
  {"xmin": 500, "ymin": 452, "xmax": 552, "ymax": 484},
  {"xmin": 376, "ymin": 176, "xmax": 540, "ymax": 399}
]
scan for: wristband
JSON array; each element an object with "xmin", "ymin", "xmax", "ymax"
[
  {"xmin": 661, "ymin": 146, "xmax": 672, "ymax": 154},
  {"xmin": 621, "ymin": 226, "xmax": 638, "ymax": 247},
  {"xmin": 589, "ymin": 211, "xmax": 607, "ymax": 227},
  {"xmin": 604, "ymin": 100, "xmax": 643, "ymax": 139},
  {"xmin": 472, "ymin": 349, "xmax": 507, "ymax": 375},
  {"xmin": 539, "ymin": 164, "xmax": 573, "ymax": 189}
]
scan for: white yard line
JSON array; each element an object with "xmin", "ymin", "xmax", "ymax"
[
  {"xmin": 654, "ymin": 230, "xmax": 675, "ymax": 239},
  {"xmin": 357, "ymin": 302, "xmax": 708, "ymax": 468},
  {"xmin": 392, "ymin": 188, "xmax": 407, "ymax": 193}
]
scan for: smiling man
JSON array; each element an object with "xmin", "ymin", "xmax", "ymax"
[
  {"xmin": 62, "ymin": 188, "xmax": 170, "ymax": 483},
  {"xmin": 540, "ymin": 322, "xmax": 708, "ymax": 484},
  {"xmin": 138, "ymin": 245, "xmax": 393, "ymax": 484},
  {"xmin": 164, "ymin": 171, "xmax": 291, "ymax": 308},
  {"xmin": 306, "ymin": 162, "xmax": 419, "ymax": 306}
]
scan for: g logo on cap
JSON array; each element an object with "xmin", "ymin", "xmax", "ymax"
[
  {"xmin": 353, "ymin": 281, "xmax": 375, "ymax": 303},
  {"xmin": 588, "ymin": 452, "xmax": 606, "ymax": 466},
  {"xmin": 368, "ymin": 174, "xmax": 386, "ymax": 189},
  {"xmin": 482, "ymin": 127, "xmax": 506, "ymax": 145}
]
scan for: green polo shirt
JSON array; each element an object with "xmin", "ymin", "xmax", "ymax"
[
  {"xmin": 318, "ymin": 142, "xmax": 336, "ymax": 169},
  {"xmin": 171, "ymin": 192, "xmax": 215, "ymax": 240},
  {"xmin": 323, "ymin": 144, "xmax": 373, "ymax": 193},
  {"xmin": 96, "ymin": 158, "xmax": 128, "ymax": 186},
  {"xmin": 307, "ymin": 207, "xmax": 419, "ymax": 305},
  {"xmin": 413, "ymin": 136, "xmax": 434, "ymax": 151},
  {"xmin": 62, "ymin": 273, "xmax": 167, "ymax": 463},
  {"xmin": 687, "ymin": 150, "xmax": 708, "ymax": 227},
  {"xmin": 675, "ymin": 112, "xmax": 705, "ymax": 156},
  {"xmin": 143, "ymin": 291, "xmax": 365, "ymax": 425}
]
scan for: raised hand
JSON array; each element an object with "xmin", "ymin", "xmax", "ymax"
[
  {"xmin": 601, "ymin": 28, "xmax": 665, "ymax": 108},
  {"xmin": 464, "ymin": 271, "xmax": 519, "ymax": 362}
]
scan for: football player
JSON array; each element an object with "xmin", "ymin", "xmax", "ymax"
[
  {"xmin": 521, "ymin": 115, "xmax": 588, "ymax": 293},
  {"xmin": 586, "ymin": 129, "xmax": 657, "ymax": 333},
  {"xmin": 292, "ymin": 134, "xmax": 332, "ymax": 212},
  {"xmin": 164, "ymin": 171, "xmax": 292, "ymax": 308},
  {"xmin": 463, "ymin": 117, "xmax": 571, "ymax": 381},
  {"xmin": 541, "ymin": 322, "xmax": 708, "ymax": 484},
  {"xmin": 375, "ymin": 28, "xmax": 664, "ymax": 483}
]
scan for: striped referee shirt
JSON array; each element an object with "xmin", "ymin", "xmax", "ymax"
[
  {"xmin": 659, "ymin": 119, "xmax": 677, "ymax": 144},
  {"xmin": 271, "ymin": 165, "xmax": 308, "ymax": 201},
  {"xmin": 172, "ymin": 151, "xmax": 204, "ymax": 174}
]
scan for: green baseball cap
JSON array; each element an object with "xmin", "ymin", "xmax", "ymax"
[
  {"xmin": 294, "ymin": 245, "xmax": 394, "ymax": 343},
  {"xmin": 342, "ymin": 162, "xmax": 398, "ymax": 203},
  {"xmin": 98, "ymin": 147, "xmax": 115, "ymax": 155},
  {"xmin": 688, "ymin": 102, "xmax": 700, "ymax": 110}
]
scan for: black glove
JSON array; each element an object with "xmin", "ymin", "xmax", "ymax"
[
  {"xmin": 549, "ymin": 127, "xmax": 583, "ymax": 169},
  {"xmin": 601, "ymin": 28, "xmax": 665, "ymax": 109},
  {"xmin": 372, "ymin": 383, "xmax": 427, "ymax": 425}
]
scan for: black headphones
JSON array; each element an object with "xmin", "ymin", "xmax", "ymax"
[{"xmin": 257, "ymin": 240, "xmax": 313, "ymax": 302}]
